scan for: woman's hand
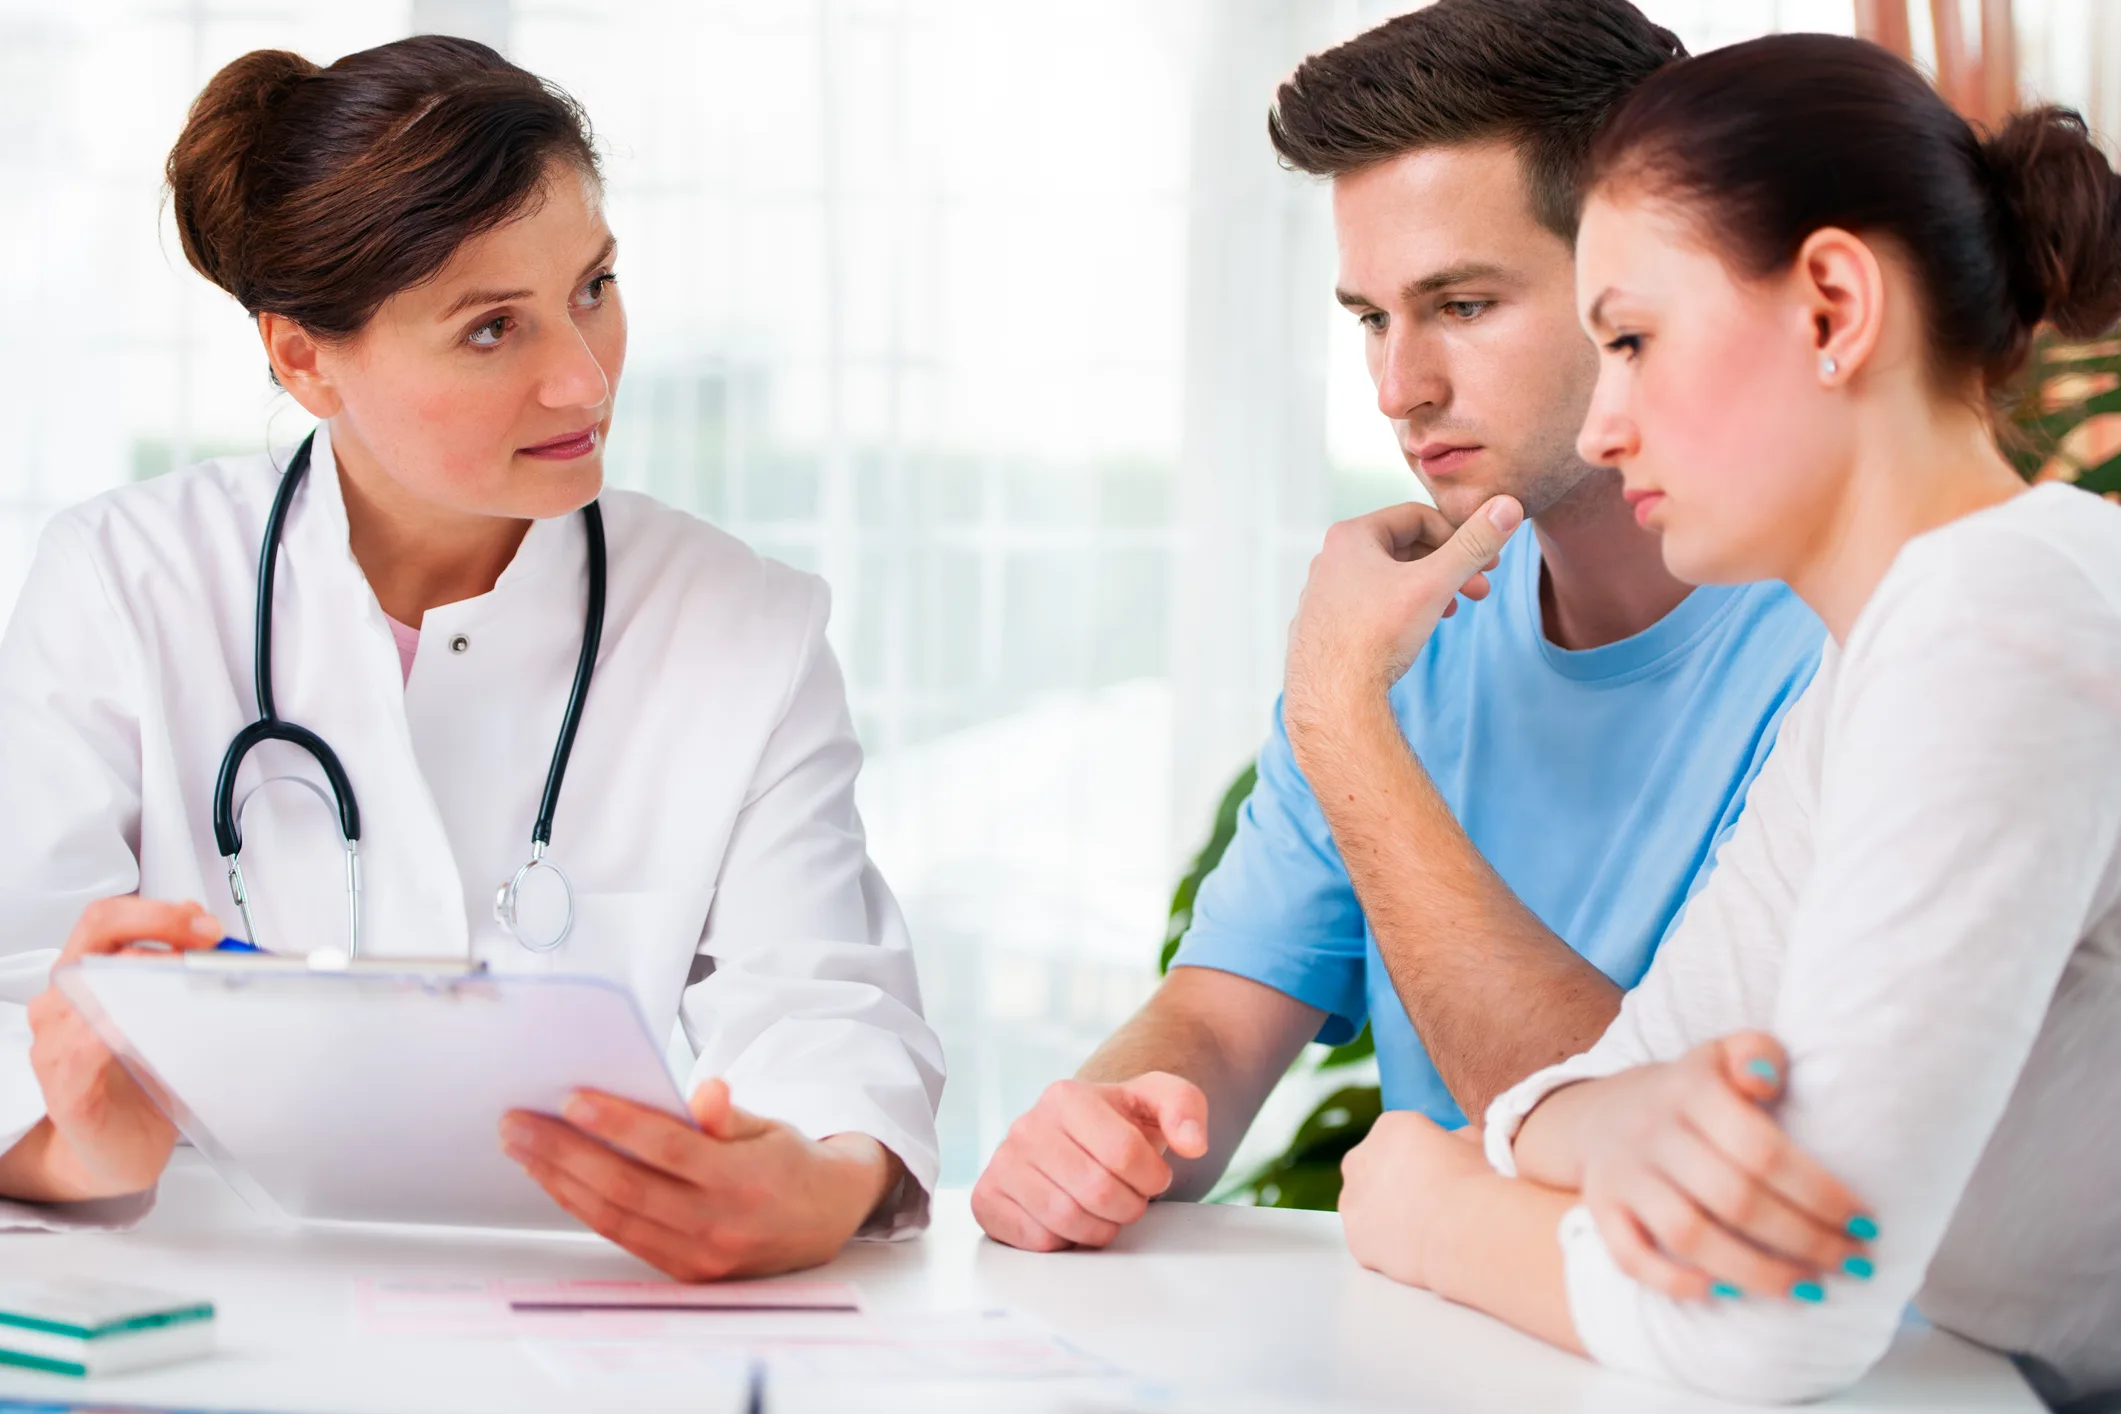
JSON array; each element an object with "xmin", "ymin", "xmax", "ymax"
[
  {"xmin": 5, "ymin": 898, "xmax": 228, "ymax": 1202},
  {"xmin": 502, "ymin": 1079, "xmax": 902, "ymax": 1281},
  {"xmin": 1520, "ymin": 1033, "xmax": 1876, "ymax": 1303},
  {"xmin": 1339, "ymin": 1110, "xmax": 1492, "ymax": 1289}
]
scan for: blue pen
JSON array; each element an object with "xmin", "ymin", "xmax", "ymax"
[{"xmin": 214, "ymin": 938, "xmax": 264, "ymax": 953}]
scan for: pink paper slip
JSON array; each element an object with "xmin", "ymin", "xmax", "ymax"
[{"xmin": 355, "ymin": 1277, "xmax": 861, "ymax": 1338}]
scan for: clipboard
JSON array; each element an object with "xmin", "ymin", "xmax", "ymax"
[{"xmin": 54, "ymin": 954, "xmax": 689, "ymax": 1232}]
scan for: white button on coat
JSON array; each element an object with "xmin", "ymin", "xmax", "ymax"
[{"xmin": 0, "ymin": 426, "xmax": 944, "ymax": 1232}]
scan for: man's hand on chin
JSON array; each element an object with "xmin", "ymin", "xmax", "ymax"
[{"xmin": 1282, "ymin": 495, "xmax": 1522, "ymax": 761}]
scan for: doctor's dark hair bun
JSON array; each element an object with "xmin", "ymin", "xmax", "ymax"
[
  {"xmin": 166, "ymin": 36, "xmax": 599, "ymax": 338},
  {"xmin": 1587, "ymin": 32, "xmax": 2121, "ymax": 393}
]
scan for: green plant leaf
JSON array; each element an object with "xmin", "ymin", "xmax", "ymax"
[
  {"xmin": 2006, "ymin": 329, "xmax": 2121, "ymax": 484},
  {"xmin": 1318, "ymin": 1024, "xmax": 1374, "ymax": 1068},
  {"xmin": 1222, "ymin": 1084, "xmax": 1382, "ymax": 1210},
  {"xmin": 2078, "ymin": 448, "xmax": 2121, "ymax": 497},
  {"xmin": 1160, "ymin": 762, "xmax": 1258, "ymax": 973},
  {"xmin": 2029, "ymin": 385, "xmax": 2121, "ymax": 441}
]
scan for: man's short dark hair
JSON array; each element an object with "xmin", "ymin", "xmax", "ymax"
[{"xmin": 1267, "ymin": 0, "xmax": 1686, "ymax": 239}]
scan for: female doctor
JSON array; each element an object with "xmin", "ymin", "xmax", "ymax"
[{"xmin": 0, "ymin": 36, "xmax": 944, "ymax": 1279}]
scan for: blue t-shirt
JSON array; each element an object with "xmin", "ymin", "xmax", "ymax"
[{"xmin": 1172, "ymin": 529, "xmax": 1824, "ymax": 1125}]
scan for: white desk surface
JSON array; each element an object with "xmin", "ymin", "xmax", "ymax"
[{"xmin": 0, "ymin": 1152, "xmax": 2039, "ymax": 1413}]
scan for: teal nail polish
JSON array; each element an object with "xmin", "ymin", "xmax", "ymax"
[
  {"xmin": 1711, "ymin": 1282, "xmax": 1744, "ymax": 1300},
  {"xmin": 1846, "ymin": 1214, "xmax": 1880, "ymax": 1241},
  {"xmin": 1744, "ymin": 1057, "xmax": 1780, "ymax": 1085},
  {"xmin": 1842, "ymin": 1256, "xmax": 1875, "ymax": 1281},
  {"xmin": 1790, "ymin": 1280, "xmax": 1827, "ymax": 1304}
]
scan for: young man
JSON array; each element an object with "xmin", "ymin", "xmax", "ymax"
[{"xmin": 973, "ymin": 0, "xmax": 1824, "ymax": 1253}]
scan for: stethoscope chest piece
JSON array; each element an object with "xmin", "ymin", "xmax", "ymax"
[{"xmin": 495, "ymin": 844, "xmax": 575, "ymax": 953}]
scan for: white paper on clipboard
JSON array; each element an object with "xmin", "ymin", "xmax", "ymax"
[{"xmin": 54, "ymin": 956, "xmax": 688, "ymax": 1231}]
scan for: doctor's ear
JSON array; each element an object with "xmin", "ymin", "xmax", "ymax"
[{"xmin": 257, "ymin": 313, "xmax": 344, "ymax": 419}]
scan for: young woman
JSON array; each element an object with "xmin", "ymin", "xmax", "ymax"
[
  {"xmin": 0, "ymin": 37, "xmax": 943, "ymax": 1279},
  {"xmin": 1335, "ymin": 34, "xmax": 2121, "ymax": 1407}
]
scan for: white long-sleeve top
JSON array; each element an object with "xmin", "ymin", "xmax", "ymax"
[
  {"xmin": 0, "ymin": 428, "xmax": 944, "ymax": 1233},
  {"xmin": 1485, "ymin": 484, "xmax": 2121, "ymax": 1407}
]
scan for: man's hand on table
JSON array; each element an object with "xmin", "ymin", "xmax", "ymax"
[
  {"xmin": 1282, "ymin": 495, "xmax": 1521, "ymax": 757},
  {"xmin": 501, "ymin": 1078, "xmax": 901, "ymax": 1281},
  {"xmin": 971, "ymin": 1073, "xmax": 1209, "ymax": 1251}
]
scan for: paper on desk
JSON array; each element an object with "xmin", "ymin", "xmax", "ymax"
[
  {"xmin": 521, "ymin": 1308, "xmax": 1114, "ymax": 1387},
  {"xmin": 516, "ymin": 1342, "xmax": 758, "ymax": 1402},
  {"xmin": 355, "ymin": 1276, "xmax": 860, "ymax": 1338}
]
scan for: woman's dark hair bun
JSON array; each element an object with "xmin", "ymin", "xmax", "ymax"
[
  {"xmin": 163, "ymin": 36, "xmax": 597, "ymax": 340},
  {"xmin": 1982, "ymin": 107, "xmax": 2121, "ymax": 342},
  {"xmin": 166, "ymin": 49, "xmax": 322, "ymax": 304}
]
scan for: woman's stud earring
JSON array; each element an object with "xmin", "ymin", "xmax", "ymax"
[{"xmin": 1820, "ymin": 355, "xmax": 1839, "ymax": 379}]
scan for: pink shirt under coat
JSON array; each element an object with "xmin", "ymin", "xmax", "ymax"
[{"xmin": 384, "ymin": 613, "xmax": 418, "ymax": 684}]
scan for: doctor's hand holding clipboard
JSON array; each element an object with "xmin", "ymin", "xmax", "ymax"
[
  {"xmin": 4, "ymin": 900, "xmax": 227, "ymax": 1207},
  {"xmin": 0, "ymin": 36, "xmax": 944, "ymax": 1277}
]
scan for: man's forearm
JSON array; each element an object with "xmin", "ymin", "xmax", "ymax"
[
  {"xmin": 1291, "ymin": 692, "xmax": 1621, "ymax": 1121},
  {"xmin": 1078, "ymin": 969, "xmax": 1320, "ymax": 1200}
]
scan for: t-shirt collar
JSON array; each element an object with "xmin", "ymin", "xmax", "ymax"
[{"xmin": 1516, "ymin": 528, "xmax": 1746, "ymax": 683}]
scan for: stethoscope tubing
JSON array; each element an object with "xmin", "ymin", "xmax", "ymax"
[
  {"xmin": 212, "ymin": 444, "xmax": 363, "ymax": 859},
  {"xmin": 211, "ymin": 429, "xmax": 606, "ymax": 955},
  {"xmin": 536, "ymin": 500, "xmax": 605, "ymax": 849}
]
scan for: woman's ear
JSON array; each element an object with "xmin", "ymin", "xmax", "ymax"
[
  {"xmin": 1793, "ymin": 226, "xmax": 1886, "ymax": 388},
  {"xmin": 257, "ymin": 313, "xmax": 343, "ymax": 419}
]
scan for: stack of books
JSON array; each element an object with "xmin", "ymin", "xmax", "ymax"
[{"xmin": 0, "ymin": 1280, "xmax": 215, "ymax": 1377}]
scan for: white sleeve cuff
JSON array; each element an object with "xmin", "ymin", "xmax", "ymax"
[
  {"xmin": 853, "ymin": 1166, "xmax": 930, "ymax": 1243},
  {"xmin": 0, "ymin": 1187, "xmax": 157, "ymax": 1234},
  {"xmin": 1557, "ymin": 1202, "xmax": 1665, "ymax": 1379},
  {"xmin": 779, "ymin": 1092, "xmax": 935, "ymax": 1242},
  {"xmin": 1482, "ymin": 1053, "xmax": 1619, "ymax": 1178},
  {"xmin": 706, "ymin": 1075, "xmax": 941, "ymax": 1240}
]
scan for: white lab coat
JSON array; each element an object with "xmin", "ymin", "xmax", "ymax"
[{"xmin": 0, "ymin": 426, "xmax": 943, "ymax": 1233}]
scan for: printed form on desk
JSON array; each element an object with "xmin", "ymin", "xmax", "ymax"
[
  {"xmin": 356, "ymin": 1277, "xmax": 860, "ymax": 1337},
  {"xmin": 355, "ymin": 1278, "xmax": 1111, "ymax": 1388}
]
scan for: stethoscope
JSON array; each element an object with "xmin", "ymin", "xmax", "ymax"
[{"xmin": 210, "ymin": 430, "xmax": 607, "ymax": 958}]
